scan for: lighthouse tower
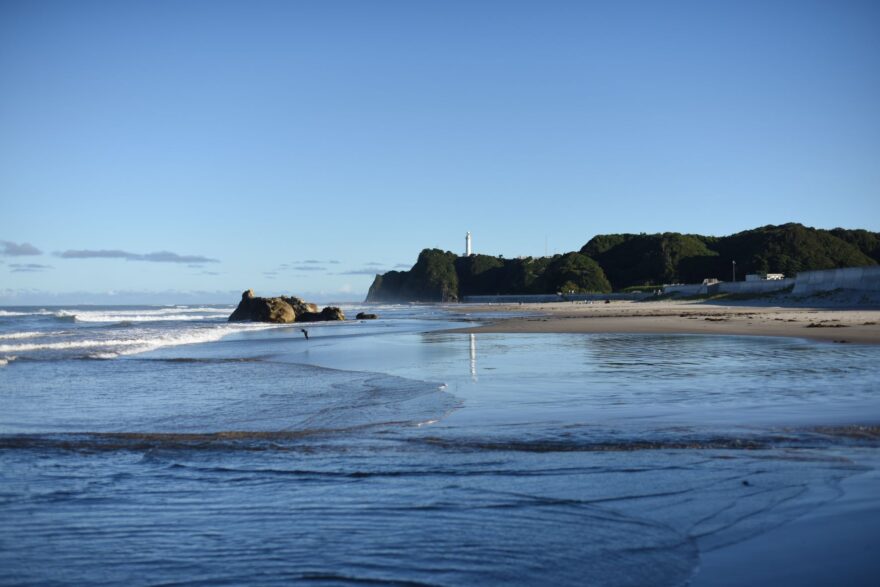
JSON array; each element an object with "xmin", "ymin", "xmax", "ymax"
[{"xmin": 465, "ymin": 232, "xmax": 472, "ymax": 256}]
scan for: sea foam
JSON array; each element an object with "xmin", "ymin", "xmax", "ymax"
[{"xmin": 0, "ymin": 323, "xmax": 281, "ymax": 357}]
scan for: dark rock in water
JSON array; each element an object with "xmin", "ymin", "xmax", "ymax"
[
  {"xmin": 299, "ymin": 306, "xmax": 346, "ymax": 322},
  {"xmin": 322, "ymin": 306, "xmax": 345, "ymax": 321},
  {"xmin": 227, "ymin": 289, "xmax": 345, "ymax": 324},
  {"xmin": 298, "ymin": 306, "xmax": 345, "ymax": 323},
  {"xmin": 228, "ymin": 290, "xmax": 296, "ymax": 323},
  {"xmin": 228, "ymin": 290, "xmax": 341, "ymax": 324},
  {"xmin": 356, "ymin": 312, "xmax": 378, "ymax": 320}
]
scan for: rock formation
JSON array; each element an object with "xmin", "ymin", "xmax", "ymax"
[
  {"xmin": 228, "ymin": 290, "xmax": 344, "ymax": 324},
  {"xmin": 297, "ymin": 306, "xmax": 345, "ymax": 323},
  {"xmin": 280, "ymin": 296, "xmax": 319, "ymax": 315},
  {"xmin": 356, "ymin": 312, "xmax": 378, "ymax": 320}
]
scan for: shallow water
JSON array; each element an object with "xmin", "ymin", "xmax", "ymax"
[{"xmin": 1, "ymin": 305, "xmax": 878, "ymax": 586}]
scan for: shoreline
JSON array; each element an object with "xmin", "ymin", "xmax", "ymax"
[{"xmin": 447, "ymin": 299, "xmax": 880, "ymax": 344}]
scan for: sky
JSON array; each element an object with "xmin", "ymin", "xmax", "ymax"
[{"xmin": 1, "ymin": 0, "xmax": 878, "ymax": 304}]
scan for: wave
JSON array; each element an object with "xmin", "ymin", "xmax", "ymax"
[
  {"xmin": 0, "ymin": 323, "xmax": 283, "ymax": 356},
  {"xmin": 69, "ymin": 312, "xmax": 229, "ymax": 323},
  {"xmin": 0, "ymin": 355, "xmax": 15, "ymax": 367},
  {"xmin": 0, "ymin": 331, "xmax": 53, "ymax": 340},
  {"xmin": 1, "ymin": 306, "xmax": 232, "ymax": 321}
]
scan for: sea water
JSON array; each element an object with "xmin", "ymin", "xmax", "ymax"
[{"xmin": 1, "ymin": 304, "xmax": 878, "ymax": 586}]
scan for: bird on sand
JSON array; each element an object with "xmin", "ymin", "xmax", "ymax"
[{"xmin": 301, "ymin": 329, "xmax": 309, "ymax": 340}]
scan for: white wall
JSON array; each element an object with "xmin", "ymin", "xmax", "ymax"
[
  {"xmin": 718, "ymin": 278, "xmax": 795, "ymax": 295},
  {"xmin": 793, "ymin": 265, "xmax": 880, "ymax": 295}
]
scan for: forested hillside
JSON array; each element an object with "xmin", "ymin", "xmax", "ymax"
[{"xmin": 366, "ymin": 224, "xmax": 879, "ymax": 301}]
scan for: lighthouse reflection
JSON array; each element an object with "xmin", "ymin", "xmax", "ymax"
[{"xmin": 469, "ymin": 333, "xmax": 477, "ymax": 381}]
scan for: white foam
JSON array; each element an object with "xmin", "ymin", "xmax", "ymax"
[
  {"xmin": 70, "ymin": 312, "xmax": 229, "ymax": 323},
  {"xmin": 0, "ymin": 322, "xmax": 282, "ymax": 356},
  {"xmin": 0, "ymin": 309, "xmax": 70, "ymax": 317},
  {"xmin": 0, "ymin": 331, "xmax": 53, "ymax": 340},
  {"xmin": 0, "ymin": 356, "xmax": 15, "ymax": 367},
  {"xmin": 1, "ymin": 307, "xmax": 233, "ymax": 322}
]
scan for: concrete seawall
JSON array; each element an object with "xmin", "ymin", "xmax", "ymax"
[
  {"xmin": 665, "ymin": 265, "xmax": 879, "ymax": 297},
  {"xmin": 793, "ymin": 265, "xmax": 880, "ymax": 295},
  {"xmin": 719, "ymin": 278, "xmax": 796, "ymax": 295}
]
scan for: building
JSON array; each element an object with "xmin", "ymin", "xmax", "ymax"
[{"xmin": 746, "ymin": 272, "xmax": 785, "ymax": 281}]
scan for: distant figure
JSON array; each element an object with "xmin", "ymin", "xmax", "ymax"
[{"xmin": 301, "ymin": 328, "xmax": 309, "ymax": 340}]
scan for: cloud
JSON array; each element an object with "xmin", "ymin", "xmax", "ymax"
[
  {"xmin": 394, "ymin": 263, "xmax": 411, "ymax": 269},
  {"xmin": 365, "ymin": 262, "xmax": 384, "ymax": 266},
  {"xmin": 1, "ymin": 240, "xmax": 42, "ymax": 256},
  {"xmin": 292, "ymin": 265, "xmax": 325, "ymax": 272},
  {"xmin": 339, "ymin": 268, "xmax": 386, "ymax": 275},
  {"xmin": 56, "ymin": 249, "xmax": 219, "ymax": 264},
  {"xmin": 290, "ymin": 259, "xmax": 340, "ymax": 265},
  {"xmin": 9, "ymin": 263, "xmax": 52, "ymax": 272}
]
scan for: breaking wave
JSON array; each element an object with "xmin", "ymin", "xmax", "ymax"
[
  {"xmin": 1, "ymin": 307, "xmax": 232, "ymax": 324},
  {"xmin": 0, "ymin": 331, "xmax": 50, "ymax": 340},
  {"xmin": 0, "ymin": 323, "xmax": 281, "ymax": 358}
]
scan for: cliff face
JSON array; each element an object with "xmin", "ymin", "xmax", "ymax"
[{"xmin": 366, "ymin": 249, "xmax": 458, "ymax": 302}]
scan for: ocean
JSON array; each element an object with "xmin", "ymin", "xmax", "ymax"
[{"xmin": 1, "ymin": 304, "xmax": 878, "ymax": 586}]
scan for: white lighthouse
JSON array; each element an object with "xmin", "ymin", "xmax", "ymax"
[{"xmin": 465, "ymin": 232, "xmax": 472, "ymax": 256}]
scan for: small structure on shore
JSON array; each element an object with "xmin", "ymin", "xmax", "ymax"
[
  {"xmin": 746, "ymin": 273, "xmax": 785, "ymax": 281},
  {"xmin": 228, "ymin": 289, "xmax": 345, "ymax": 324}
]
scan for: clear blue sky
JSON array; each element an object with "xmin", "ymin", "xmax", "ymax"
[{"xmin": 2, "ymin": 0, "xmax": 878, "ymax": 303}]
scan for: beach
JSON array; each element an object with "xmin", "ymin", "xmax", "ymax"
[
  {"xmin": 2, "ymin": 303, "xmax": 879, "ymax": 585},
  {"xmin": 451, "ymin": 298, "xmax": 880, "ymax": 344},
  {"xmin": 451, "ymin": 298, "xmax": 880, "ymax": 585}
]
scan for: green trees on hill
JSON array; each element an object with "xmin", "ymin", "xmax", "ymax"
[
  {"xmin": 365, "ymin": 224, "xmax": 879, "ymax": 302},
  {"xmin": 829, "ymin": 228, "xmax": 880, "ymax": 263},
  {"xmin": 368, "ymin": 251, "xmax": 611, "ymax": 301},
  {"xmin": 704, "ymin": 224, "xmax": 876, "ymax": 281},
  {"xmin": 581, "ymin": 233, "xmax": 717, "ymax": 288},
  {"xmin": 541, "ymin": 253, "xmax": 611, "ymax": 293},
  {"xmin": 580, "ymin": 224, "xmax": 877, "ymax": 289},
  {"xmin": 367, "ymin": 249, "xmax": 458, "ymax": 302},
  {"xmin": 455, "ymin": 254, "xmax": 564, "ymax": 296}
]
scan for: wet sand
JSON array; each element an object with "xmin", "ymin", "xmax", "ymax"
[
  {"xmin": 691, "ymin": 457, "xmax": 880, "ymax": 586},
  {"xmin": 449, "ymin": 300, "xmax": 880, "ymax": 584},
  {"xmin": 450, "ymin": 299, "xmax": 880, "ymax": 344}
]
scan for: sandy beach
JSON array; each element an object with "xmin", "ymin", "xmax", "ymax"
[{"xmin": 451, "ymin": 298, "xmax": 880, "ymax": 344}]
